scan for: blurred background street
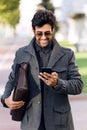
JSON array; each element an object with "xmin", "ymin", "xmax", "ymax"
[
  {"xmin": 0, "ymin": 37, "xmax": 87, "ymax": 130},
  {"xmin": 0, "ymin": 0, "xmax": 87, "ymax": 130}
]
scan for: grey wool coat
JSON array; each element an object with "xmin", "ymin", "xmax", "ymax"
[{"xmin": 1, "ymin": 37, "xmax": 83, "ymax": 130}]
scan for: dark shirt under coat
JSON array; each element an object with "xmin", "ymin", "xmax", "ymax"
[{"xmin": 34, "ymin": 41, "xmax": 53, "ymax": 130}]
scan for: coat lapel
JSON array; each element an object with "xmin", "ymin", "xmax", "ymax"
[
  {"xmin": 24, "ymin": 37, "xmax": 39, "ymax": 68},
  {"xmin": 47, "ymin": 39, "xmax": 65, "ymax": 68},
  {"xmin": 23, "ymin": 37, "xmax": 65, "ymax": 69}
]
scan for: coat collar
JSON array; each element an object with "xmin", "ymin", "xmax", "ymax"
[
  {"xmin": 47, "ymin": 38, "xmax": 65, "ymax": 68},
  {"xmin": 24, "ymin": 37, "xmax": 36, "ymax": 56},
  {"xmin": 24, "ymin": 37, "xmax": 65, "ymax": 68}
]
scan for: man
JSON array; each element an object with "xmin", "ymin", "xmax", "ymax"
[{"xmin": 1, "ymin": 9, "xmax": 83, "ymax": 130}]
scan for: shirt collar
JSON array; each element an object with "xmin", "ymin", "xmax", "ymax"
[{"xmin": 34, "ymin": 40, "xmax": 53, "ymax": 54}]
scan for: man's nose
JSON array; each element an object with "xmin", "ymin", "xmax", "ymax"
[{"xmin": 41, "ymin": 34, "xmax": 46, "ymax": 39}]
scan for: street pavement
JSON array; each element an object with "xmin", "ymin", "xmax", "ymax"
[{"xmin": 0, "ymin": 37, "xmax": 87, "ymax": 130}]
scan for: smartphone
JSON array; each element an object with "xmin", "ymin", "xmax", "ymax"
[{"xmin": 41, "ymin": 67, "xmax": 52, "ymax": 74}]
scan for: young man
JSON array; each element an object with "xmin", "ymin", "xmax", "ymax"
[{"xmin": 1, "ymin": 9, "xmax": 83, "ymax": 130}]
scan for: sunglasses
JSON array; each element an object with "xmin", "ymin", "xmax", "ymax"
[{"xmin": 35, "ymin": 31, "xmax": 53, "ymax": 37}]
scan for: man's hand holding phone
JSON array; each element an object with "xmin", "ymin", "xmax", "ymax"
[{"xmin": 38, "ymin": 67, "xmax": 58, "ymax": 87}]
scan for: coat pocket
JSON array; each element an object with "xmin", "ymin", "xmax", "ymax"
[
  {"xmin": 53, "ymin": 67, "xmax": 67, "ymax": 79},
  {"xmin": 53, "ymin": 106, "xmax": 70, "ymax": 127}
]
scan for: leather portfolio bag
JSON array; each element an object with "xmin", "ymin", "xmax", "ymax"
[{"xmin": 11, "ymin": 63, "xmax": 29, "ymax": 121}]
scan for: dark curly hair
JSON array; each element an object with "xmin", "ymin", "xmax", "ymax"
[{"xmin": 31, "ymin": 9, "xmax": 56, "ymax": 30}]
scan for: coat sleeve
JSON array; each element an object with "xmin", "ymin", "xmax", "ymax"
[{"xmin": 53, "ymin": 50, "xmax": 84, "ymax": 95}]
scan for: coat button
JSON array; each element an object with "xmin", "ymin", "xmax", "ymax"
[{"xmin": 38, "ymin": 101, "xmax": 40, "ymax": 104}]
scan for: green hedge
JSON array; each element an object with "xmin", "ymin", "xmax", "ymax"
[{"xmin": 75, "ymin": 52, "xmax": 87, "ymax": 93}]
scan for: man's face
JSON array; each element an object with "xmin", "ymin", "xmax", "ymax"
[{"xmin": 34, "ymin": 24, "xmax": 54, "ymax": 48}]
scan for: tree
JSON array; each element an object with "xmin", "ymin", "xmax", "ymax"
[
  {"xmin": 38, "ymin": 0, "xmax": 55, "ymax": 13},
  {"xmin": 0, "ymin": 0, "xmax": 20, "ymax": 28},
  {"xmin": 37, "ymin": 0, "xmax": 58, "ymax": 33}
]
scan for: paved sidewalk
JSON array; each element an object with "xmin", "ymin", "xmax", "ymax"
[{"xmin": 69, "ymin": 94, "xmax": 87, "ymax": 130}]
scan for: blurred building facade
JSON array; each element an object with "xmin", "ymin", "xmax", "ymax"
[
  {"xmin": 52, "ymin": 0, "xmax": 87, "ymax": 51},
  {"xmin": 58, "ymin": 0, "xmax": 87, "ymax": 51}
]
